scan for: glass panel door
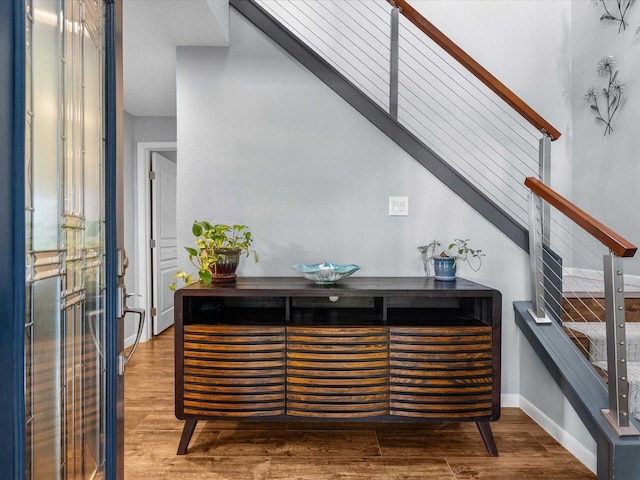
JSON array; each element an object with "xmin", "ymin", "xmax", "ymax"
[{"xmin": 25, "ymin": 0, "xmax": 107, "ymax": 478}]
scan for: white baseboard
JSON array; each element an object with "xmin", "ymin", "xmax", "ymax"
[
  {"xmin": 518, "ymin": 396, "xmax": 597, "ymax": 474},
  {"xmin": 500, "ymin": 393, "xmax": 520, "ymax": 407}
]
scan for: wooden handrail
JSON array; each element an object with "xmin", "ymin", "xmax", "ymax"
[
  {"xmin": 525, "ymin": 177, "xmax": 637, "ymax": 257},
  {"xmin": 388, "ymin": 0, "xmax": 561, "ymax": 141}
]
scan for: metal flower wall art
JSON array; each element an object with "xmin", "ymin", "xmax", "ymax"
[
  {"xmin": 594, "ymin": 0, "xmax": 636, "ymax": 32},
  {"xmin": 584, "ymin": 56, "xmax": 625, "ymax": 135}
]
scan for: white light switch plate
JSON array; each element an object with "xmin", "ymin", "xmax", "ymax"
[{"xmin": 389, "ymin": 196, "xmax": 408, "ymax": 216}]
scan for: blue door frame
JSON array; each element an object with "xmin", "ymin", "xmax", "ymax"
[
  {"xmin": 104, "ymin": 0, "xmax": 121, "ymax": 477},
  {"xmin": 0, "ymin": 0, "xmax": 26, "ymax": 478},
  {"xmin": 0, "ymin": 1, "xmax": 120, "ymax": 478}
]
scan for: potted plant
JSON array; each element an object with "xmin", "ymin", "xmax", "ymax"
[
  {"xmin": 418, "ymin": 238, "xmax": 484, "ymax": 281},
  {"xmin": 170, "ymin": 221, "xmax": 258, "ymax": 289}
]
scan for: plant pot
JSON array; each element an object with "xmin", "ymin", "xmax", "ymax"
[
  {"xmin": 209, "ymin": 248, "xmax": 241, "ymax": 283},
  {"xmin": 433, "ymin": 256, "xmax": 456, "ymax": 281}
]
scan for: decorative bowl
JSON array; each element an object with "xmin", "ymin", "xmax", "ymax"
[{"xmin": 291, "ymin": 263, "xmax": 360, "ymax": 284}]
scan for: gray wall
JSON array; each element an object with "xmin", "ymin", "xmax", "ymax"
[
  {"xmin": 176, "ymin": 9, "xmax": 529, "ymax": 401},
  {"xmin": 571, "ymin": 2, "xmax": 640, "ymax": 276}
]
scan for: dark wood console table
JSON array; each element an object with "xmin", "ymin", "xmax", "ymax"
[{"xmin": 174, "ymin": 277, "xmax": 501, "ymax": 455}]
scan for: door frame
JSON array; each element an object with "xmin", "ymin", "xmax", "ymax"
[
  {"xmin": 105, "ymin": 0, "xmax": 124, "ymax": 478},
  {"xmin": 0, "ymin": 0, "xmax": 26, "ymax": 478},
  {"xmin": 135, "ymin": 141, "xmax": 177, "ymax": 343}
]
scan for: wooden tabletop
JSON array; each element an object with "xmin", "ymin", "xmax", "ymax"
[{"xmin": 178, "ymin": 277, "xmax": 499, "ymax": 298}]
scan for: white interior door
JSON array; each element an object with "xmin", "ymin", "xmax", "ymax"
[{"xmin": 151, "ymin": 152, "xmax": 177, "ymax": 335}]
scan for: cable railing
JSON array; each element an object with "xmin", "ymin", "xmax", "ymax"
[
  {"xmin": 390, "ymin": 0, "xmax": 560, "ymax": 139},
  {"xmin": 254, "ymin": 0, "xmax": 559, "ymax": 229},
  {"xmin": 396, "ymin": 13, "xmax": 541, "ymax": 225},
  {"xmin": 525, "ymin": 177, "xmax": 639, "ymax": 434},
  {"xmin": 259, "ymin": 0, "xmax": 390, "ymax": 109}
]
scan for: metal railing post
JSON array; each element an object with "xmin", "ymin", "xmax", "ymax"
[
  {"xmin": 602, "ymin": 254, "xmax": 640, "ymax": 435},
  {"xmin": 389, "ymin": 5, "xmax": 399, "ymax": 119},
  {"xmin": 538, "ymin": 134, "xmax": 551, "ymax": 247},
  {"xmin": 528, "ymin": 193, "xmax": 551, "ymax": 324}
]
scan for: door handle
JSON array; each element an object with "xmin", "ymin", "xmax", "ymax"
[{"xmin": 121, "ymin": 307, "xmax": 146, "ymax": 373}]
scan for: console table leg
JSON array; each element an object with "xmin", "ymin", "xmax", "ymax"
[
  {"xmin": 476, "ymin": 421, "xmax": 499, "ymax": 456},
  {"xmin": 177, "ymin": 419, "xmax": 198, "ymax": 455}
]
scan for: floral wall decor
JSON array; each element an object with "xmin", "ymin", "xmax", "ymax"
[
  {"xmin": 584, "ymin": 56, "xmax": 625, "ymax": 135},
  {"xmin": 594, "ymin": 0, "xmax": 636, "ymax": 32}
]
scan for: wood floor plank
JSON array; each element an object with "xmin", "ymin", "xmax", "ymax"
[
  {"xmin": 285, "ymin": 420, "xmax": 439, "ymax": 432},
  {"xmin": 125, "ymin": 410, "xmax": 149, "ymax": 432},
  {"xmin": 125, "ymin": 456, "xmax": 271, "ymax": 480},
  {"xmin": 128, "ymin": 413, "xmax": 193, "ymax": 432},
  {"xmin": 200, "ymin": 419, "xmax": 290, "ymax": 432},
  {"xmin": 447, "ymin": 456, "xmax": 596, "ymax": 479},
  {"xmin": 268, "ymin": 457, "xmax": 456, "ymax": 480},
  {"xmin": 126, "ymin": 430, "xmax": 220, "ymax": 458},
  {"xmin": 124, "ymin": 327, "xmax": 596, "ymax": 479},
  {"xmin": 210, "ymin": 430, "xmax": 381, "ymax": 457},
  {"xmin": 377, "ymin": 430, "xmax": 550, "ymax": 457},
  {"xmin": 436, "ymin": 409, "xmax": 539, "ymax": 432}
]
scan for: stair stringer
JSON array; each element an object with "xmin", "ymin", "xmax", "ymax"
[{"xmin": 230, "ymin": 0, "xmax": 528, "ymax": 253}]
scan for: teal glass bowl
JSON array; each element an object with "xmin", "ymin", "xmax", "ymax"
[{"xmin": 291, "ymin": 263, "xmax": 360, "ymax": 284}]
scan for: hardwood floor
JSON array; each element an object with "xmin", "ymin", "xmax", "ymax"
[{"xmin": 124, "ymin": 327, "xmax": 596, "ymax": 479}]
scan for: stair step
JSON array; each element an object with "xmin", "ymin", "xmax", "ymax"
[
  {"xmin": 563, "ymin": 322, "xmax": 640, "ymax": 363},
  {"xmin": 561, "ymin": 274, "xmax": 640, "ymax": 322},
  {"xmin": 561, "ymin": 297, "xmax": 640, "ymax": 323}
]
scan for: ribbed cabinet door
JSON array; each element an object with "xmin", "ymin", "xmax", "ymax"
[
  {"xmin": 389, "ymin": 326, "xmax": 493, "ymax": 419},
  {"xmin": 286, "ymin": 327, "xmax": 389, "ymax": 417},
  {"xmin": 183, "ymin": 325, "xmax": 286, "ymax": 416}
]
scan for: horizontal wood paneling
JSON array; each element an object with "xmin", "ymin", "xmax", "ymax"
[
  {"xmin": 288, "ymin": 384, "xmax": 387, "ymax": 394},
  {"xmin": 184, "ymin": 370, "xmax": 284, "ymax": 381},
  {"xmin": 287, "ymin": 367, "xmax": 389, "ymax": 378},
  {"xmin": 183, "ymin": 325, "xmax": 285, "ymax": 417},
  {"xmin": 286, "ymin": 327, "xmax": 389, "ymax": 418},
  {"xmin": 390, "ymin": 326, "xmax": 493, "ymax": 419}
]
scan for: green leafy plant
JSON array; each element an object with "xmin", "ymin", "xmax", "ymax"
[
  {"xmin": 170, "ymin": 221, "xmax": 258, "ymax": 290},
  {"xmin": 584, "ymin": 56, "xmax": 624, "ymax": 136},
  {"xmin": 418, "ymin": 238, "xmax": 484, "ymax": 277}
]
